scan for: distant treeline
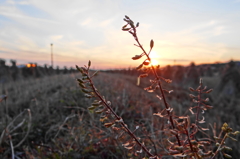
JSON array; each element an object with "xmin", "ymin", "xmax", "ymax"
[
  {"xmin": 0, "ymin": 58, "xmax": 78, "ymax": 83},
  {"xmin": 103, "ymin": 61, "xmax": 240, "ymax": 94}
]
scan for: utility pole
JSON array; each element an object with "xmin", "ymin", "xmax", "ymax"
[{"xmin": 51, "ymin": 43, "xmax": 53, "ymax": 68}]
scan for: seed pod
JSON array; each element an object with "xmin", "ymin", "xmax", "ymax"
[
  {"xmin": 205, "ymin": 89, "xmax": 213, "ymax": 94},
  {"xmin": 88, "ymin": 60, "xmax": 91, "ymax": 67},
  {"xmin": 132, "ymin": 55, "xmax": 142, "ymax": 60},
  {"xmin": 76, "ymin": 65, "xmax": 84, "ymax": 73},
  {"xmin": 122, "ymin": 27, "xmax": 131, "ymax": 31},
  {"xmin": 190, "ymin": 140, "xmax": 198, "ymax": 145},
  {"xmin": 88, "ymin": 106, "xmax": 96, "ymax": 110},
  {"xmin": 174, "ymin": 146, "xmax": 184, "ymax": 151},
  {"xmin": 95, "ymin": 109, "xmax": 105, "ymax": 114},
  {"xmin": 165, "ymin": 79, "xmax": 172, "ymax": 83},
  {"xmin": 222, "ymin": 146, "xmax": 232, "ymax": 151},
  {"xmin": 122, "ymin": 24, "xmax": 128, "ymax": 29},
  {"xmin": 139, "ymin": 74, "xmax": 148, "ymax": 78},
  {"xmin": 143, "ymin": 60, "xmax": 150, "ymax": 65},
  {"xmin": 204, "ymin": 98, "xmax": 209, "ymax": 102},
  {"xmin": 84, "ymin": 94, "xmax": 92, "ymax": 98},
  {"xmin": 202, "ymin": 151, "xmax": 213, "ymax": 157},
  {"xmin": 125, "ymin": 15, "xmax": 130, "ymax": 19},
  {"xmin": 223, "ymin": 154, "xmax": 232, "ymax": 158},
  {"xmin": 150, "ymin": 39, "xmax": 154, "ymax": 49},
  {"xmin": 78, "ymin": 83, "xmax": 86, "ymax": 88},
  {"xmin": 136, "ymin": 22, "xmax": 139, "ymax": 27},
  {"xmin": 77, "ymin": 78, "xmax": 84, "ymax": 83},
  {"xmin": 81, "ymin": 88, "xmax": 91, "ymax": 93},
  {"xmin": 232, "ymin": 131, "xmax": 240, "ymax": 135},
  {"xmin": 170, "ymin": 129, "xmax": 178, "ymax": 135},
  {"xmin": 107, "ymin": 101, "xmax": 111, "ymax": 106},
  {"xmin": 82, "ymin": 76, "xmax": 88, "ymax": 80},
  {"xmin": 136, "ymin": 64, "xmax": 143, "ymax": 70},
  {"xmin": 189, "ymin": 94, "xmax": 196, "ymax": 98},
  {"xmin": 189, "ymin": 87, "xmax": 195, "ymax": 92},
  {"xmin": 104, "ymin": 122, "xmax": 114, "ymax": 128},
  {"xmin": 196, "ymin": 85, "xmax": 201, "ymax": 91},
  {"xmin": 92, "ymin": 70, "xmax": 99, "ymax": 77},
  {"xmin": 205, "ymin": 105, "xmax": 213, "ymax": 109},
  {"xmin": 92, "ymin": 101, "xmax": 101, "ymax": 106}
]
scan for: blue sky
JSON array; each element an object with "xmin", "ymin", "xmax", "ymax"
[{"xmin": 0, "ymin": 0, "xmax": 240, "ymax": 69}]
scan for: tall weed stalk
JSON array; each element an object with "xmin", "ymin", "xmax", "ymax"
[{"xmin": 76, "ymin": 16, "xmax": 239, "ymax": 158}]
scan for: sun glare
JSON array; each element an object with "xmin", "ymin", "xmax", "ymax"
[
  {"xmin": 149, "ymin": 51, "xmax": 160, "ymax": 66},
  {"xmin": 151, "ymin": 59, "xmax": 159, "ymax": 66}
]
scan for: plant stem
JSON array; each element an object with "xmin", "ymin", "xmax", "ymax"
[
  {"xmin": 134, "ymin": 34, "xmax": 181, "ymax": 146},
  {"xmin": 210, "ymin": 133, "xmax": 228, "ymax": 159},
  {"xmin": 87, "ymin": 73, "xmax": 156, "ymax": 158}
]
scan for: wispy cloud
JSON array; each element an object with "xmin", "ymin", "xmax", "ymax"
[{"xmin": 0, "ymin": 0, "xmax": 240, "ymax": 68}]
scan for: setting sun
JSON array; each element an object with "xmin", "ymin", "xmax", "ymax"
[
  {"xmin": 151, "ymin": 59, "xmax": 159, "ymax": 66},
  {"xmin": 149, "ymin": 51, "xmax": 160, "ymax": 66}
]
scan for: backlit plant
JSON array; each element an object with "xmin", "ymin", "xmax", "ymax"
[{"xmin": 76, "ymin": 15, "xmax": 239, "ymax": 159}]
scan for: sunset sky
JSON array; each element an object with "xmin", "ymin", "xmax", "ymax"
[{"xmin": 0, "ymin": 0, "xmax": 240, "ymax": 69}]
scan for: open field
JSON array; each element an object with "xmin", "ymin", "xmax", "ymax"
[{"xmin": 0, "ymin": 68, "xmax": 240, "ymax": 158}]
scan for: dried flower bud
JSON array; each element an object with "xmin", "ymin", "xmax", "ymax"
[{"xmin": 223, "ymin": 122, "xmax": 228, "ymax": 128}]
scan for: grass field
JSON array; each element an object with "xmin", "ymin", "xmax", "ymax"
[{"xmin": 0, "ymin": 68, "xmax": 239, "ymax": 158}]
